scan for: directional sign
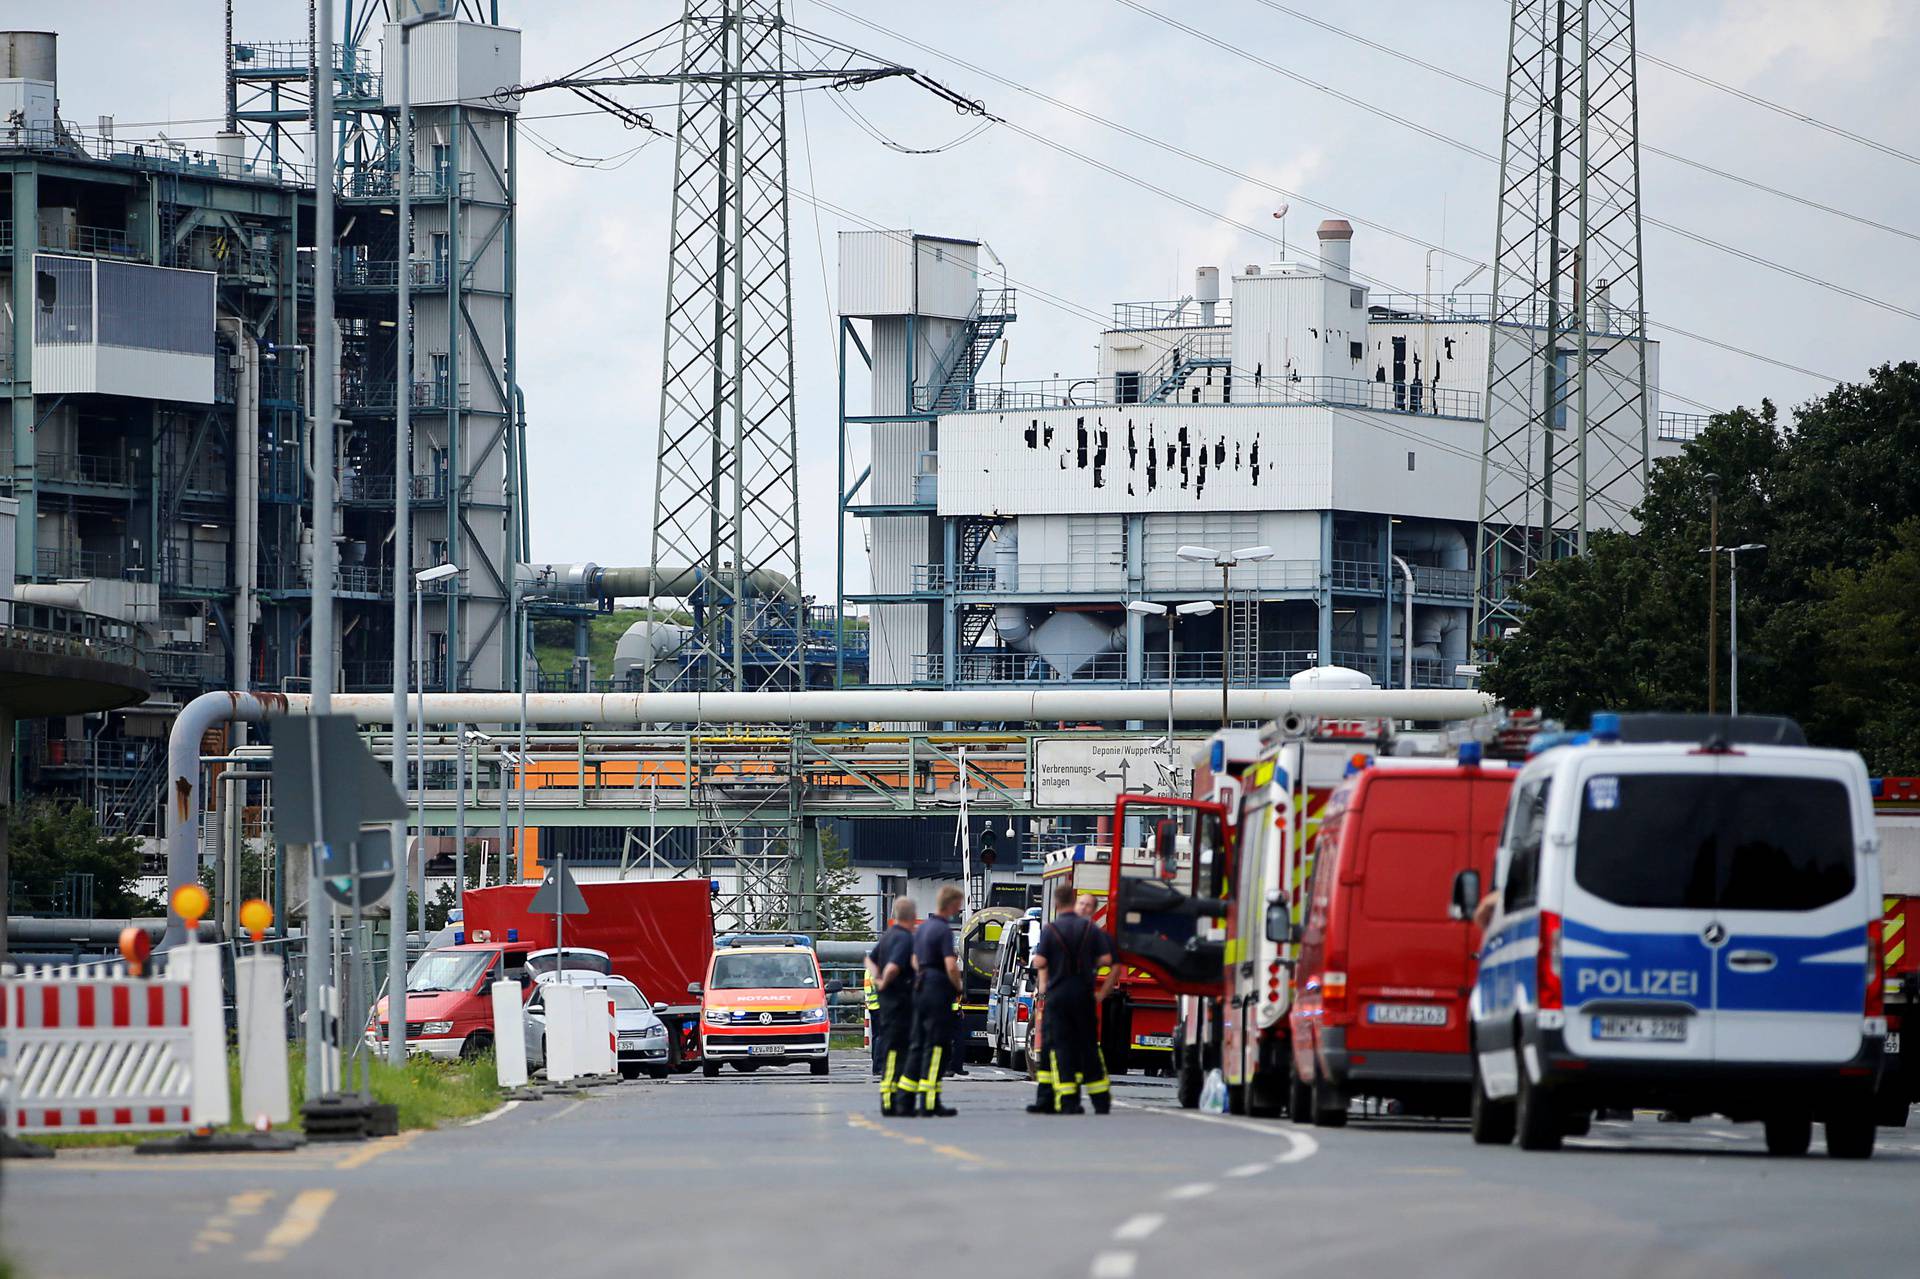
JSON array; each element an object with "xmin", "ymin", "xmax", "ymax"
[
  {"xmin": 529, "ymin": 861, "xmax": 589, "ymax": 916},
  {"xmin": 1031, "ymin": 737, "xmax": 1204, "ymax": 807}
]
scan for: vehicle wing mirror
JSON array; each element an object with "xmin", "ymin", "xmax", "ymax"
[
  {"xmin": 1263, "ymin": 900, "xmax": 1297, "ymax": 945},
  {"xmin": 687, "ymin": 981, "xmax": 703, "ymax": 996},
  {"xmin": 652, "ymin": 1001, "xmax": 669, "ymax": 1013},
  {"xmin": 517, "ymin": 970, "xmax": 531, "ymax": 987},
  {"xmin": 1450, "ymin": 869, "xmax": 1483, "ymax": 922}
]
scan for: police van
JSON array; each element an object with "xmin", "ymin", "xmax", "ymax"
[{"xmin": 1460, "ymin": 713, "xmax": 1889, "ymax": 1157}]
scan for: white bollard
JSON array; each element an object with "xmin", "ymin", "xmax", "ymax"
[
  {"xmin": 544, "ymin": 984, "xmax": 579, "ymax": 1083},
  {"xmin": 180, "ymin": 940, "xmax": 232, "ymax": 1129},
  {"xmin": 594, "ymin": 991, "xmax": 616, "ymax": 1076},
  {"xmin": 490, "ymin": 980, "xmax": 527, "ymax": 1088},
  {"xmin": 235, "ymin": 952, "xmax": 291, "ymax": 1127}
]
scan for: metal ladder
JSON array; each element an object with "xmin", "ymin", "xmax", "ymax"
[{"xmin": 1228, "ymin": 589, "xmax": 1261, "ymax": 691}]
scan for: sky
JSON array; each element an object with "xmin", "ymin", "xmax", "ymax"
[{"xmin": 34, "ymin": 0, "xmax": 1920, "ymax": 601}]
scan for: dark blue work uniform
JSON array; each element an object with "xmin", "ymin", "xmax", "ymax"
[
  {"xmin": 1034, "ymin": 911, "xmax": 1114, "ymax": 1114},
  {"xmin": 904, "ymin": 909, "xmax": 961, "ymax": 1114},
  {"xmin": 867, "ymin": 922, "xmax": 917, "ymax": 1114}
]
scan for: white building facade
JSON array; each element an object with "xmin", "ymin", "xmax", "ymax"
[{"xmin": 837, "ymin": 223, "xmax": 1682, "ymax": 693}]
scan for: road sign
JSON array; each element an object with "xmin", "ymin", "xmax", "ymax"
[
  {"xmin": 323, "ymin": 826, "xmax": 396, "ymax": 908},
  {"xmin": 529, "ymin": 861, "xmax": 589, "ymax": 916},
  {"xmin": 1031, "ymin": 737, "xmax": 1203, "ymax": 807},
  {"xmin": 271, "ymin": 715, "xmax": 407, "ymax": 904}
]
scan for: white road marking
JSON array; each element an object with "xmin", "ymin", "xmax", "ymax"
[
  {"xmin": 1112, "ymin": 1213, "xmax": 1166, "ymax": 1242},
  {"xmin": 1091, "ymin": 1250, "xmax": 1139, "ymax": 1278},
  {"xmin": 1114, "ymin": 1101, "xmax": 1321, "ymax": 1164},
  {"xmin": 464, "ymin": 1099, "xmax": 522, "ymax": 1127},
  {"xmin": 1167, "ymin": 1182, "xmax": 1217, "ymax": 1200},
  {"xmin": 1226, "ymin": 1162, "xmax": 1268, "ymax": 1178}
]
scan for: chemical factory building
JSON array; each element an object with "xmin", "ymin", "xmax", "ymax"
[{"xmin": 837, "ymin": 223, "xmax": 1688, "ymax": 693}]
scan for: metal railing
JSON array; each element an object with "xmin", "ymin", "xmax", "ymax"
[
  {"xmin": 341, "ymin": 379, "xmax": 473, "ymax": 412},
  {"xmin": 909, "ymin": 647, "xmax": 1324, "ymax": 686},
  {"xmin": 1111, "ymin": 298, "xmax": 1232, "ymax": 329},
  {"xmin": 1367, "ymin": 292, "xmax": 1643, "ymax": 338},
  {"xmin": 35, "ymin": 451, "xmax": 133, "ymax": 487},
  {"xmin": 1329, "ymin": 650, "xmax": 1470, "ymax": 689},
  {"xmin": 34, "ymin": 547, "xmax": 140, "ymax": 581},
  {"xmin": 0, "ymin": 600, "xmax": 146, "ymax": 671},
  {"xmin": 265, "ymin": 563, "xmax": 389, "ymax": 596},
  {"xmin": 146, "ymin": 646, "xmax": 227, "ymax": 685},
  {"xmin": 158, "ymin": 551, "xmax": 230, "ymax": 591},
  {"xmin": 336, "ymin": 258, "xmax": 451, "ymax": 289},
  {"xmin": 33, "ymin": 221, "xmax": 144, "ymax": 259},
  {"xmin": 1658, "ymin": 412, "xmax": 1712, "ymax": 441},
  {"xmin": 949, "ymin": 373, "xmax": 1480, "ymax": 419},
  {"xmin": 0, "ymin": 124, "xmax": 311, "ymax": 186},
  {"xmin": 1330, "ymin": 559, "xmax": 1474, "ymax": 599},
  {"xmin": 339, "ymin": 168, "xmax": 474, "ymax": 201}
]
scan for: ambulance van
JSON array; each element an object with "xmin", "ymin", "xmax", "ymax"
[{"xmin": 1464, "ymin": 713, "xmax": 1889, "ymax": 1157}]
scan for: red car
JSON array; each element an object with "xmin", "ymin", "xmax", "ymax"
[{"xmin": 1290, "ymin": 751, "xmax": 1516, "ymax": 1124}]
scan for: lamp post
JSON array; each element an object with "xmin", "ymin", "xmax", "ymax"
[
  {"xmin": 1389, "ymin": 554, "xmax": 1415, "ymax": 690},
  {"xmin": 1699, "ymin": 542, "xmax": 1764, "ymax": 716},
  {"xmin": 1126, "ymin": 598, "xmax": 1217, "ymax": 745},
  {"xmin": 1175, "ymin": 544, "xmax": 1274, "ymax": 726},
  {"xmin": 413, "ymin": 562, "xmax": 462, "ymax": 966},
  {"xmin": 385, "ymin": 0, "xmax": 452, "ymax": 1069}
]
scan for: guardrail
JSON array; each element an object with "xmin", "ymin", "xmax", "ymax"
[
  {"xmin": 1111, "ymin": 297, "xmax": 1232, "ymax": 329},
  {"xmin": 949, "ymin": 373, "xmax": 1481, "ymax": 419},
  {"xmin": 0, "ymin": 600, "xmax": 146, "ymax": 671}
]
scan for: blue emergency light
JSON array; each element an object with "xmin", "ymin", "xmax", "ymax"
[
  {"xmin": 1458, "ymin": 741, "xmax": 1483, "ymax": 767},
  {"xmin": 453, "ymin": 931, "xmax": 466, "ymax": 944},
  {"xmin": 1210, "ymin": 739, "xmax": 1226, "ymax": 771},
  {"xmin": 507, "ymin": 928, "xmax": 519, "ymax": 942},
  {"xmin": 1589, "ymin": 711, "xmax": 1622, "ymax": 742}
]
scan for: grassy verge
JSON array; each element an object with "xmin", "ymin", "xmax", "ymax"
[{"xmin": 22, "ymin": 1045, "xmax": 500, "ymax": 1150}]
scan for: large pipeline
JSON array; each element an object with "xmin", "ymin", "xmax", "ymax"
[{"xmin": 162, "ymin": 686, "xmax": 1493, "ymax": 942}]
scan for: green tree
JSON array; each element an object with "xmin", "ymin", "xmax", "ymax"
[
  {"xmin": 812, "ymin": 835, "xmax": 874, "ymax": 941},
  {"xmin": 426, "ymin": 841, "xmax": 491, "ymax": 931},
  {"xmin": 1807, "ymin": 521, "xmax": 1920, "ymax": 775},
  {"xmin": 8, "ymin": 799, "xmax": 159, "ymax": 917},
  {"xmin": 1482, "ymin": 361, "xmax": 1920, "ymax": 751}
]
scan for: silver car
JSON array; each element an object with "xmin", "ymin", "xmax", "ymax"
[{"xmin": 525, "ymin": 973, "xmax": 672, "ymax": 1080}]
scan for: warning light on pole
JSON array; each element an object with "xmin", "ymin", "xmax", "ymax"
[
  {"xmin": 118, "ymin": 926, "xmax": 153, "ymax": 977},
  {"xmin": 239, "ymin": 898, "xmax": 274, "ymax": 943},
  {"xmin": 171, "ymin": 883, "xmax": 211, "ymax": 930}
]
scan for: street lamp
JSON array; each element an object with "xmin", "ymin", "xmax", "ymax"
[
  {"xmin": 1699, "ymin": 542, "xmax": 1765, "ymax": 715},
  {"xmin": 385, "ymin": 0, "xmax": 453, "ymax": 1068},
  {"xmin": 1175, "ymin": 544, "xmax": 1273, "ymax": 726},
  {"xmin": 1127, "ymin": 598, "xmax": 1216, "ymax": 744},
  {"xmin": 414, "ymin": 562, "xmax": 462, "ymax": 949}
]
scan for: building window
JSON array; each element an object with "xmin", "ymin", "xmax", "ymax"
[
  {"xmin": 1350, "ymin": 287, "xmax": 1365, "ymax": 309},
  {"xmin": 1115, "ymin": 370, "xmax": 1142, "ymax": 404},
  {"xmin": 1349, "ymin": 340, "xmax": 1363, "ymax": 362},
  {"xmin": 1407, "ymin": 451, "xmax": 1417, "ymax": 472}
]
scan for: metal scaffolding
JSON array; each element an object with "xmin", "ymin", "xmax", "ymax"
[{"xmin": 1474, "ymin": 0, "xmax": 1652, "ymax": 640}]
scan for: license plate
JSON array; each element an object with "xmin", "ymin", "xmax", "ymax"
[
  {"xmin": 1887, "ymin": 1032, "xmax": 1901, "ymax": 1055},
  {"xmin": 1134, "ymin": 1034, "xmax": 1173, "ymax": 1048},
  {"xmin": 748, "ymin": 1044, "xmax": 785, "ymax": 1057},
  {"xmin": 1591, "ymin": 1014, "xmax": 1687, "ymax": 1042},
  {"xmin": 619, "ymin": 1037, "xmax": 641, "ymax": 1048},
  {"xmin": 1367, "ymin": 1003, "xmax": 1448, "ymax": 1026},
  {"xmin": 970, "ymin": 1029, "xmax": 988, "ymax": 1039}
]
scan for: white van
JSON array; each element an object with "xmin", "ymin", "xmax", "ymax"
[{"xmin": 1461, "ymin": 713, "xmax": 1888, "ymax": 1157}]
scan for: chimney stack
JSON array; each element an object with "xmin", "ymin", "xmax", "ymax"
[{"xmin": 1316, "ymin": 218, "xmax": 1353, "ymax": 281}]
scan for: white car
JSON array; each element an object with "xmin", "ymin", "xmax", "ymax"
[{"xmin": 525, "ymin": 973, "xmax": 672, "ymax": 1080}]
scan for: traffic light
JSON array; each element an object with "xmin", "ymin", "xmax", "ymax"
[{"xmin": 980, "ymin": 825, "xmax": 997, "ymax": 868}]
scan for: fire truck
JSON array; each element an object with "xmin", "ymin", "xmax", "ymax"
[
  {"xmin": 1106, "ymin": 718, "xmax": 1394, "ymax": 1110},
  {"xmin": 1876, "ymin": 777, "xmax": 1920, "ymax": 1126}
]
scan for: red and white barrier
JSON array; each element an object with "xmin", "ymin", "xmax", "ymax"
[
  {"xmin": 539, "ymin": 984, "xmax": 617, "ymax": 1082},
  {"xmin": 1, "ymin": 941, "xmax": 230, "ymax": 1136}
]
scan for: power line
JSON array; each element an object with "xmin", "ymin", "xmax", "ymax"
[
  {"xmin": 1113, "ymin": 0, "xmax": 1920, "ymax": 325},
  {"xmin": 1247, "ymin": 0, "xmax": 1920, "ymax": 246},
  {"xmin": 807, "ymin": 1, "xmax": 1838, "ymax": 388},
  {"xmin": 1641, "ymin": 50, "xmax": 1920, "ymax": 169}
]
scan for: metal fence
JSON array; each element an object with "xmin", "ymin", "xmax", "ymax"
[{"xmin": 949, "ymin": 372, "xmax": 1481, "ymax": 419}]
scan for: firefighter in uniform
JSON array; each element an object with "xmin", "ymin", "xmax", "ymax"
[
  {"xmin": 1031, "ymin": 881, "xmax": 1119, "ymax": 1115},
  {"xmin": 866, "ymin": 898, "xmax": 919, "ymax": 1116},
  {"xmin": 904, "ymin": 885, "xmax": 965, "ymax": 1117}
]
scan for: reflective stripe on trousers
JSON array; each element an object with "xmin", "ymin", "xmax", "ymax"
[{"xmin": 921, "ymin": 1046, "xmax": 945, "ymax": 1108}]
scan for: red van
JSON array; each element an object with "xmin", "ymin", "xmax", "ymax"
[{"xmin": 1290, "ymin": 750, "xmax": 1516, "ymax": 1125}]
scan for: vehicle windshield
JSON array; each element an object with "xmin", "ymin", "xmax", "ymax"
[
  {"xmin": 1574, "ymin": 773, "xmax": 1855, "ymax": 911},
  {"xmin": 407, "ymin": 949, "xmax": 493, "ymax": 993},
  {"xmin": 710, "ymin": 952, "xmax": 818, "ymax": 990},
  {"xmin": 603, "ymin": 982, "xmax": 647, "ymax": 1011}
]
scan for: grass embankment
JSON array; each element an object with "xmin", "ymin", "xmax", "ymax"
[{"xmin": 23, "ymin": 1047, "xmax": 500, "ymax": 1150}]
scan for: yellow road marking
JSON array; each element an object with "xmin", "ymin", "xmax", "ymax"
[
  {"xmin": 333, "ymin": 1129, "xmax": 421, "ymax": 1171},
  {"xmin": 245, "ymin": 1188, "xmax": 336, "ymax": 1263},
  {"xmin": 192, "ymin": 1189, "xmax": 276, "ymax": 1253},
  {"xmin": 846, "ymin": 1112, "xmax": 994, "ymax": 1166}
]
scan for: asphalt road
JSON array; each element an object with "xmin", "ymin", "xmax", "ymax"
[{"xmin": 4, "ymin": 1056, "xmax": 1917, "ymax": 1279}]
